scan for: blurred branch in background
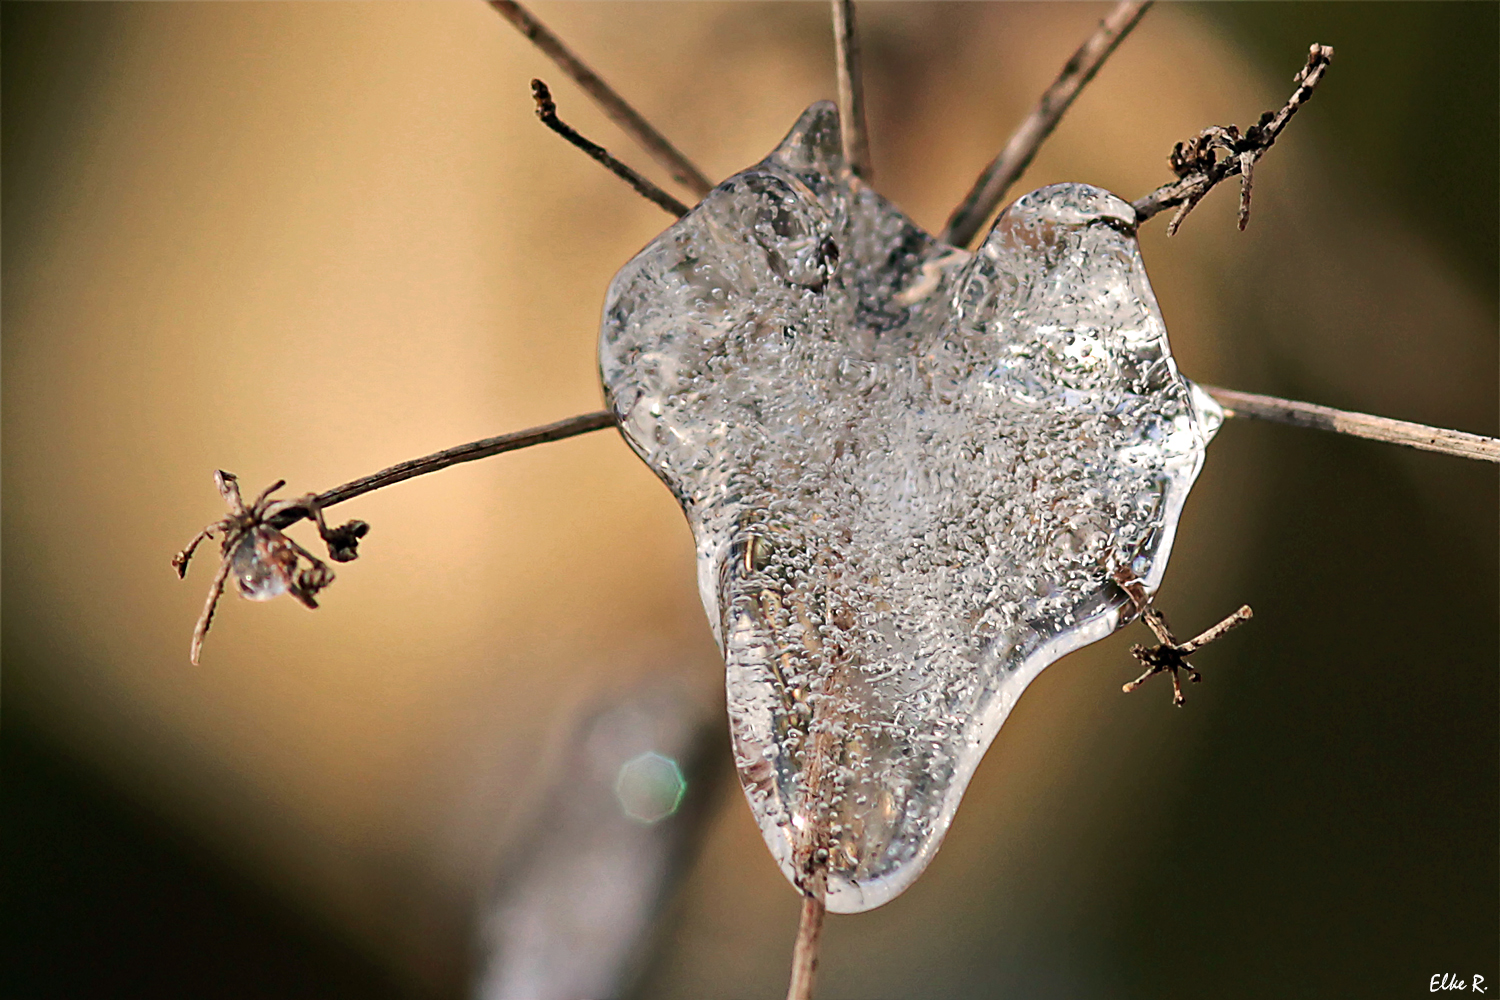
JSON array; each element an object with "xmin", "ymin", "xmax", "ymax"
[
  {"xmin": 474, "ymin": 684, "xmax": 725, "ymax": 1000},
  {"xmin": 830, "ymin": 0, "xmax": 872, "ymax": 181},
  {"xmin": 942, "ymin": 0, "xmax": 1153, "ymax": 248}
]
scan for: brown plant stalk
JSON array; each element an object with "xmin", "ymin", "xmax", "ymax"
[
  {"xmin": 530, "ymin": 79, "xmax": 689, "ymax": 218},
  {"xmin": 489, "ymin": 0, "xmax": 714, "ymax": 198},
  {"xmin": 175, "ymin": 411, "xmax": 616, "ymax": 663},
  {"xmin": 942, "ymin": 0, "xmax": 1154, "ymax": 248}
]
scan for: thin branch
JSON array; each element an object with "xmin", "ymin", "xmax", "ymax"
[
  {"xmin": 830, "ymin": 0, "xmax": 873, "ymax": 181},
  {"xmin": 1132, "ymin": 44, "xmax": 1334, "ymax": 234},
  {"xmin": 190, "ymin": 556, "xmax": 233, "ymax": 666},
  {"xmin": 785, "ymin": 890, "xmax": 826, "ymax": 1000},
  {"xmin": 173, "ymin": 523, "xmax": 217, "ymax": 579},
  {"xmin": 531, "ymin": 80, "xmax": 690, "ymax": 218},
  {"xmin": 489, "ymin": 0, "xmax": 714, "ymax": 198},
  {"xmin": 941, "ymin": 0, "xmax": 1152, "ymax": 248},
  {"xmin": 177, "ymin": 413, "xmax": 616, "ymax": 663},
  {"xmin": 1180, "ymin": 605, "xmax": 1255, "ymax": 653},
  {"xmin": 270, "ymin": 409, "xmax": 618, "ymax": 530},
  {"xmin": 1205, "ymin": 386, "xmax": 1500, "ymax": 464}
]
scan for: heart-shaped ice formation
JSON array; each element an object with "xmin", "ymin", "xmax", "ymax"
[{"xmin": 600, "ymin": 103, "xmax": 1221, "ymax": 913}]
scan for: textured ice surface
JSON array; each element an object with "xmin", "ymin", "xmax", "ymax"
[{"xmin": 600, "ymin": 103, "xmax": 1221, "ymax": 913}]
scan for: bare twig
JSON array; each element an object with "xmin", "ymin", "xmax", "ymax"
[
  {"xmin": 1206, "ymin": 386, "xmax": 1500, "ymax": 464},
  {"xmin": 1124, "ymin": 605, "xmax": 1254, "ymax": 707},
  {"xmin": 176, "ymin": 411, "xmax": 617, "ymax": 662},
  {"xmin": 1132, "ymin": 44, "xmax": 1334, "ymax": 234},
  {"xmin": 490, "ymin": 0, "xmax": 714, "ymax": 198},
  {"xmin": 786, "ymin": 889, "xmax": 826, "ymax": 1000},
  {"xmin": 830, "ymin": 0, "xmax": 872, "ymax": 181},
  {"xmin": 271, "ymin": 409, "xmax": 617, "ymax": 528},
  {"xmin": 531, "ymin": 80, "xmax": 690, "ymax": 218},
  {"xmin": 941, "ymin": 0, "xmax": 1152, "ymax": 248}
]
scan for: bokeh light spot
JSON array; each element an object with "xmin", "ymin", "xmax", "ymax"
[{"xmin": 614, "ymin": 751, "xmax": 686, "ymax": 824}]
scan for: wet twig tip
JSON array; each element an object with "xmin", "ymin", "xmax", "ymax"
[
  {"xmin": 1133, "ymin": 43, "xmax": 1334, "ymax": 235},
  {"xmin": 530, "ymin": 77, "xmax": 555, "ymax": 116}
]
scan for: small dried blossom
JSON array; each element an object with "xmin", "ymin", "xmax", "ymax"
[{"xmin": 173, "ymin": 470, "xmax": 368, "ymax": 664}]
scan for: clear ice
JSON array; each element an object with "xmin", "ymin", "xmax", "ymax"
[
  {"xmin": 231, "ymin": 527, "xmax": 294, "ymax": 601},
  {"xmin": 599, "ymin": 103, "xmax": 1222, "ymax": 913}
]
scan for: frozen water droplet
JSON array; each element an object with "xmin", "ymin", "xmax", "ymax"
[
  {"xmin": 600, "ymin": 102, "xmax": 1220, "ymax": 912},
  {"xmin": 231, "ymin": 526, "xmax": 297, "ymax": 601}
]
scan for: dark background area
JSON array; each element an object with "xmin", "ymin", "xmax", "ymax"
[{"xmin": 5, "ymin": 3, "xmax": 1495, "ymax": 998}]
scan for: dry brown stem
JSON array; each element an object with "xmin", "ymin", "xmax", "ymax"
[
  {"xmin": 786, "ymin": 888, "xmax": 827, "ymax": 1000},
  {"xmin": 830, "ymin": 0, "xmax": 873, "ymax": 181},
  {"xmin": 270, "ymin": 410, "xmax": 617, "ymax": 528},
  {"xmin": 1132, "ymin": 44, "xmax": 1334, "ymax": 234},
  {"xmin": 175, "ymin": 411, "xmax": 616, "ymax": 662},
  {"xmin": 942, "ymin": 0, "xmax": 1153, "ymax": 248},
  {"xmin": 530, "ymin": 80, "xmax": 689, "ymax": 218},
  {"xmin": 1206, "ymin": 386, "xmax": 1500, "ymax": 464},
  {"xmin": 489, "ymin": 0, "xmax": 714, "ymax": 198}
]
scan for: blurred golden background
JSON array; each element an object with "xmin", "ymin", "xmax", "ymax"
[{"xmin": 4, "ymin": 3, "xmax": 1495, "ymax": 998}]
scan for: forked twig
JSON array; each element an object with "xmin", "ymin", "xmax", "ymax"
[
  {"xmin": 830, "ymin": 0, "xmax": 873, "ymax": 181},
  {"xmin": 1115, "ymin": 571, "xmax": 1253, "ymax": 707},
  {"xmin": 1133, "ymin": 44, "xmax": 1334, "ymax": 234},
  {"xmin": 489, "ymin": 0, "xmax": 714, "ymax": 198},
  {"xmin": 1204, "ymin": 386, "xmax": 1500, "ymax": 464},
  {"xmin": 786, "ymin": 888, "xmax": 827, "ymax": 1000},
  {"xmin": 942, "ymin": 0, "xmax": 1153, "ymax": 248},
  {"xmin": 530, "ymin": 80, "xmax": 690, "ymax": 218}
]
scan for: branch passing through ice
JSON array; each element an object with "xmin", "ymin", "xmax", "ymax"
[{"xmin": 1203, "ymin": 386, "xmax": 1500, "ymax": 463}]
